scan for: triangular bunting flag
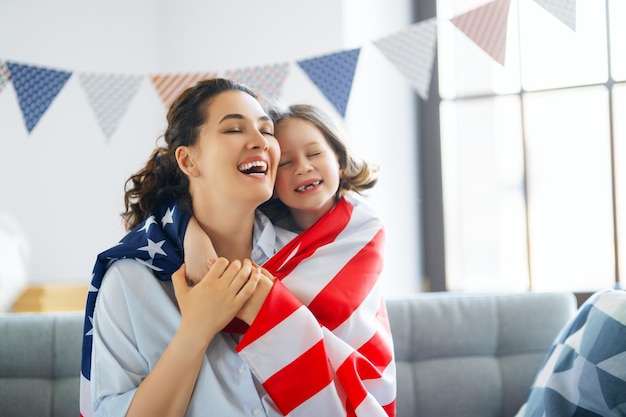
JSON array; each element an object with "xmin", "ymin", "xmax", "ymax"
[
  {"xmin": 297, "ymin": 49, "xmax": 360, "ymax": 118},
  {"xmin": 6, "ymin": 61, "xmax": 72, "ymax": 133},
  {"xmin": 451, "ymin": 0, "xmax": 512, "ymax": 66},
  {"xmin": 0, "ymin": 60, "xmax": 10, "ymax": 95},
  {"xmin": 223, "ymin": 63, "xmax": 289, "ymax": 104},
  {"xmin": 150, "ymin": 72, "xmax": 217, "ymax": 110},
  {"xmin": 373, "ymin": 18, "xmax": 438, "ymax": 100},
  {"xmin": 533, "ymin": 0, "xmax": 576, "ymax": 31},
  {"xmin": 78, "ymin": 73, "xmax": 143, "ymax": 139}
]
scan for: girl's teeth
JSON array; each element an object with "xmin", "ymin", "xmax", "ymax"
[{"xmin": 296, "ymin": 181, "xmax": 321, "ymax": 192}]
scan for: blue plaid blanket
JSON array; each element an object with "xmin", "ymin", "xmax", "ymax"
[{"xmin": 516, "ymin": 289, "xmax": 626, "ymax": 417}]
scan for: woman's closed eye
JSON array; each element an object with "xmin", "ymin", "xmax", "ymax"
[{"xmin": 223, "ymin": 126, "xmax": 273, "ymax": 136}]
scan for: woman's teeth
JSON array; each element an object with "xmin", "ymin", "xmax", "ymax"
[{"xmin": 238, "ymin": 161, "xmax": 268, "ymax": 174}]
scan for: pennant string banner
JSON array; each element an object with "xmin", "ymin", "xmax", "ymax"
[{"xmin": 0, "ymin": 0, "xmax": 576, "ymax": 137}]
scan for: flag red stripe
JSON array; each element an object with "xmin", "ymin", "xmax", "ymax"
[
  {"xmin": 357, "ymin": 329, "xmax": 393, "ymax": 369},
  {"xmin": 307, "ymin": 229, "xmax": 384, "ymax": 330},
  {"xmin": 263, "ymin": 340, "xmax": 333, "ymax": 415},
  {"xmin": 383, "ymin": 400, "xmax": 396, "ymax": 417},
  {"xmin": 264, "ymin": 198, "xmax": 352, "ymax": 278},
  {"xmin": 237, "ymin": 280, "xmax": 301, "ymax": 350},
  {"xmin": 336, "ymin": 351, "xmax": 384, "ymax": 410}
]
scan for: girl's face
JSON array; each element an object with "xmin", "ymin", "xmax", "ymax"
[
  {"xmin": 274, "ymin": 117, "xmax": 341, "ymax": 224},
  {"xmin": 186, "ymin": 90, "xmax": 279, "ymax": 207}
]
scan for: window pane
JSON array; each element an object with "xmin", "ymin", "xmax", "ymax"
[
  {"xmin": 441, "ymin": 96, "xmax": 528, "ymax": 291},
  {"xmin": 519, "ymin": 0, "xmax": 608, "ymax": 91},
  {"xmin": 436, "ymin": 0, "xmax": 521, "ymax": 99},
  {"xmin": 614, "ymin": 84, "xmax": 626, "ymax": 287},
  {"xmin": 524, "ymin": 87, "xmax": 615, "ymax": 291},
  {"xmin": 609, "ymin": 0, "xmax": 626, "ymax": 81}
]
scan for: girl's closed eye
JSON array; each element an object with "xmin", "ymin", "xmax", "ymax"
[{"xmin": 278, "ymin": 160, "xmax": 291, "ymax": 168}]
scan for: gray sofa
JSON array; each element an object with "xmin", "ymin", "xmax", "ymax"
[{"xmin": 0, "ymin": 291, "xmax": 577, "ymax": 417}]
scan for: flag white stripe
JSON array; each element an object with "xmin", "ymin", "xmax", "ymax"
[
  {"xmin": 288, "ymin": 382, "xmax": 347, "ymax": 416},
  {"xmin": 281, "ymin": 207, "xmax": 381, "ymax": 305},
  {"xmin": 239, "ymin": 306, "xmax": 323, "ymax": 380}
]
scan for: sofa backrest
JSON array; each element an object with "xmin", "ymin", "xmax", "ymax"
[
  {"xmin": 0, "ymin": 312, "xmax": 83, "ymax": 417},
  {"xmin": 386, "ymin": 291, "xmax": 577, "ymax": 417},
  {"xmin": 0, "ymin": 292, "xmax": 577, "ymax": 417}
]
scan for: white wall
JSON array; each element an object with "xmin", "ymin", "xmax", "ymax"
[{"xmin": 0, "ymin": 0, "xmax": 421, "ymax": 296}]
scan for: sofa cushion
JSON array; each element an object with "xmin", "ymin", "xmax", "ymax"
[
  {"xmin": 387, "ymin": 292, "xmax": 577, "ymax": 417},
  {"xmin": 515, "ymin": 289, "xmax": 626, "ymax": 416},
  {"xmin": 0, "ymin": 312, "xmax": 83, "ymax": 417}
]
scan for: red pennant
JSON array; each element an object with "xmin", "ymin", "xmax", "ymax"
[{"xmin": 451, "ymin": 0, "xmax": 512, "ymax": 65}]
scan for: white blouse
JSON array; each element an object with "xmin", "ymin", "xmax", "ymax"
[{"xmin": 91, "ymin": 212, "xmax": 296, "ymax": 417}]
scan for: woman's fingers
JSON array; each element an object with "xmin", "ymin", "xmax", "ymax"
[
  {"xmin": 194, "ymin": 257, "xmax": 229, "ymax": 288},
  {"xmin": 235, "ymin": 266, "xmax": 261, "ymax": 302},
  {"xmin": 188, "ymin": 259, "xmax": 262, "ymax": 314},
  {"xmin": 224, "ymin": 260, "xmax": 254, "ymax": 293}
]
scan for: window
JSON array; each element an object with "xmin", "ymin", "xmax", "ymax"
[{"xmin": 436, "ymin": 0, "xmax": 623, "ymax": 291}]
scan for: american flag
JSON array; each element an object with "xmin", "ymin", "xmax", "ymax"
[{"xmin": 80, "ymin": 195, "xmax": 396, "ymax": 416}]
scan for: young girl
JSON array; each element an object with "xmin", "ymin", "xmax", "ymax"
[
  {"xmin": 185, "ymin": 103, "xmax": 397, "ymax": 416},
  {"xmin": 261, "ymin": 103, "xmax": 378, "ymax": 231}
]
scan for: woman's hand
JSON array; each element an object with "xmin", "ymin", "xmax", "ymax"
[
  {"xmin": 171, "ymin": 259, "xmax": 261, "ymax": 344},
  {"xmin": 183, "ymin": 216, "xmax": 218, "ymax": 286}
]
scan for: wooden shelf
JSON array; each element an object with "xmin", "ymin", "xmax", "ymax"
[{"xmin": 11, "ymin": 284, "xmax": 89, "ymax": 313}]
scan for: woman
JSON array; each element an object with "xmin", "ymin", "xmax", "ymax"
[{"xmin": 81, "ymin": 78, "xmax": 288, "ymax": 417}]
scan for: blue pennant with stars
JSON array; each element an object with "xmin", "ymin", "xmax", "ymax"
[
  {"xmin": 297, "ymin": 48, "xmax": 360, "ymax": 118},
  {"xmin": 6, "ymin": 61, "xmax": 72, "ymax": 133},
  {"xmin": 80, "ymin": 203, "xmax": 190, "ymax": 381}
]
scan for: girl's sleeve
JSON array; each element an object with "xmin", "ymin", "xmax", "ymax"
[{"xmin": 236, "ymin": 279, "xmax": 396, "ymax": 417}]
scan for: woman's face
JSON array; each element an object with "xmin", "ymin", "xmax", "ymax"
[
  {"xmin": 274, "ymin": 117, "xmax": 341, "ymax": 221},
  {"xmin": 188, "ymin": 90, "xmax": 280, "ymax": 207}
]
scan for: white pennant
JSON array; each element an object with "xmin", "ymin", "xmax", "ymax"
[
  {"xmin": 78, "ymin": 73, "xmax": 143, "ymax": 139},
  {"xmin": 533, "ymin": 0, "xmax": 577, "ymax": 31},
  {"xmin": 373, "ymin": 18, "xmax": 438, "ymax": 100}
]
